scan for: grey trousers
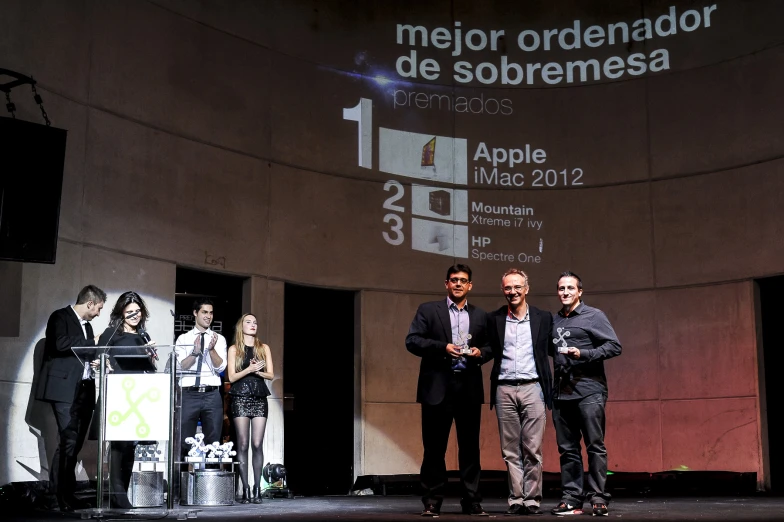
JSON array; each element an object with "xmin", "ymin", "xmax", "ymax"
[{"xmin": 495, "ymin": 382, "xmax": 546, "ymax": 507}]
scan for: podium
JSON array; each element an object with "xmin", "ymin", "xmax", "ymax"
[{"xmin": 71, "ymin": 345, "xmax": 194, "ymax": 517}]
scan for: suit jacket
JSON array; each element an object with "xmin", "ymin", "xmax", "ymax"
[
  {"xmin": 36, "ymin": 306, "xmax": 96, "ymax": 403},
  {"xmin": 405, "ymin": 299, "xmax": 491, "ymax": 406},
  {"xmin": 487, "ymin": 304, "xmax": 554, "ymax": 409}
]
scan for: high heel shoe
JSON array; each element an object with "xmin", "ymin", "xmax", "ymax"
[
  {"xmin": 241, "ymin": 487, "xmax": 251, "ymax": 504},
  {"xmin": 252, "ymin": 485, "xmax": 263, "ymax": 504}
]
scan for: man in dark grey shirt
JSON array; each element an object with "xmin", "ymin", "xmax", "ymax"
[{"xmin": 550, "ymin": 271, "xmax": 621, "ymax": 517}]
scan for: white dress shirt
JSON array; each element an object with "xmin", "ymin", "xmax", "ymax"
[
  {"xmin": 71, "ymin": 306, "xmax": 94, "ymax": 380},
  {"xmin": 70, "ymin": 305, "xmax": 88, "ymax": 338},
  {"xmin": 498, "ymin": 305, "xmax": 538, "ymax": 381},
  {"xmin": 174, "ymin": 327, "xmax": 228, "ymax": 387}
]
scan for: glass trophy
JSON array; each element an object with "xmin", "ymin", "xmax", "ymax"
[
  {"xmin": 553, "ymin": 327, "xmax": 570, "ymax": 354},
  {"xmin": 452, "ymin": 332, "xmax": 471, "ymax": 371},
  {"xmin": 457, "ymin": 332, "xmax": 473, "ymax": 355}
]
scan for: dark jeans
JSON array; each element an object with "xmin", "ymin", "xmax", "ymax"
[
  {"xmin": 180, "ymin": 389, "xmax": 223, "ymax": 457},
  {"xmin": 49, "ymin": 381, "xmax": 95, "ymax": 500},
  {"xmin": 420, "ymin": 400, "xmax": 482, "ymax": 507},
  {"xmin": 552, "ymin": 393, "xmax": 610, "ymax": 507}
]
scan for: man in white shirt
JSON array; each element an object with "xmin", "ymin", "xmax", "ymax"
[{"xmin": 174, "ymin": 298, "xmax": 227, "ymax": 455}]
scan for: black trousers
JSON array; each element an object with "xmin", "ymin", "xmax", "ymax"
[
  {"xmin": 109, "ymin": 441, "xmax": 135, "ymax": 509},
  {"xmin": 420, "ymin": 392, "xmax": 482, "ymax": 507},
  {"xmin": 180, "ymin": 389, "xmax": 223, "ymax": 456},
  {"xmin": 49, "ymin": 381, "xmax": 95, "ymax": 499}
]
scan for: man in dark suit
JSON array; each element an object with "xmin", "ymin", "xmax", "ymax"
[
  {"xmin": 487, "ymin": 269, "xmax": 553, "ymax": 516},
  {"xmin": 36, "ymin": 285, "xmax": 106, "ymax": 512},
  {"xmin": 406, "ymin": 264, "xmax": 491, "ymax": 517}
]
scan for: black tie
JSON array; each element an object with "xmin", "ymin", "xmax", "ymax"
[
  {"xmin": 194, "ymin": 333, "xmax": 205, "ymax": 387},
  {"xmin": 85, "ymin": 321, "xmax": 94, "ymax": 341}
]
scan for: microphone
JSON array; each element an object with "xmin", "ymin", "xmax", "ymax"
[
  {"xmin": 138, "ymin": 326, "xmax": 151, "ymax": 343},
  {"xmin": 138, "ymin": 327, "xmax": 158, "ymax": 360}
]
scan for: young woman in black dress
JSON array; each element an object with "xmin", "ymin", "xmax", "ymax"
[
  {"xmin": 96, "ymin": 291, "xmax": 155, "ymax": 509},
  {"xmin": 227, "ymin": 313, "xmax": 274, "ymax": 504}
]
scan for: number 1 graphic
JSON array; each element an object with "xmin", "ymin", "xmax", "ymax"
[{"xmin": 343, "ymin": 98, "xmax": 372, "ymax": 169}]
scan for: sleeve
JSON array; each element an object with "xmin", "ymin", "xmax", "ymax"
[
  {"xmin": 212, "ymin": 335, "xmax": 228, "ymax": 373},
  {"xmin": 405, "ymin": 304, "xmax": 448, "ymax": 358},
  {"xmin": 174, "ymin": 332, "xmax": 191, "ymax": 364},
  {"xmin": 97, "ymin": 327, "xmax": 115, "ymax": 347},
  {"xmin": 478, "ymin": 310, "xmax": 493, "ymax": 365},
  {"xmin": 46, "ymin": 311, "xmax": 95, "ymax": 353},
  {"xmin": 582, "ymin": 310, "xmax": 622, "ymax": 362},
  {"xmin": 545, "ymin": 312, "xmax": 555, "ymax": 357}
]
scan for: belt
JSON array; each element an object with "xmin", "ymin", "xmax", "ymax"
[
  {"xmin": 498, "ymin": 378, "xmax": 537, "ymax": 386},
  {"xmin": 186, "ymin": 386, "xmax": 219, "ymax": 393}
]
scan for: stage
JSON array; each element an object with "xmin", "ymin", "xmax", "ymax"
[{"xmin": 7, "ymin": 495, "xmax": 784, "ymax": 521}]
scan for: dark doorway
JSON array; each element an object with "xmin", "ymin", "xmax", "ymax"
[
  {"xmin": 175, "ymin": 267, "xmax": 246, "ymax": 444},
  {"xmin": 283, "ymin": 283, "xmax": 357, "ymax": 496},
  {"xmin": 757, "ymin": 275, "xmax": 784, "ymax": 494},
  {"xmin": 174, "ymin": 267, "xmax": 246, "ymax": 345}
]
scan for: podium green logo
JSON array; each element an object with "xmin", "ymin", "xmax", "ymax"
[{"xmin": 108, "ymin": 377, "xmax": 162, "ymax": 438}]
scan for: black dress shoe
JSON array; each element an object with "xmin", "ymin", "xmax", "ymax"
[
  {"xmin": 461, "ymin": 502, "xmax": 489, "ymax": 516},
  {"xmin": 421, "ymin": 503, "xmax": 440, "ymax": 517},
  {"xmin": 110, "ymin": 493, "xmax": 133, "ymax": 510},
  {"xmin": 525, "ymin": 505, "xmax": 544, "ymax": 515},
  {"xmin": 58, "ymin": 495, "xmax": 93, "ymax": 512},
  {"xmin": 505, "ymin": 504, "xmax": 526, "ymax": 515}
]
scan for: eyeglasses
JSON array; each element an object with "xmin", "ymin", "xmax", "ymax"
[
  {"xmin": 503, "ymin": 285, "xmax": 525, "ymax": 293},
  {"xmin": 448, "ymin": 277, "xmax": 470, "ymax": 284}
]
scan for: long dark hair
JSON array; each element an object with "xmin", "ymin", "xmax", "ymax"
[{"xmin": 108, "ymin": 291, "xmax": 150, "ymax": 332}]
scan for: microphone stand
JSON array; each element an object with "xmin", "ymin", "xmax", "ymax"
[{"xmin": 104, "ymin": 310, "xmax": 140, "ymax": 346}]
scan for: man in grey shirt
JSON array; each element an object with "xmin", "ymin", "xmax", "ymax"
[{"xmin": 550, "ymin": 271, "xmax": 621, "ymax": 517}]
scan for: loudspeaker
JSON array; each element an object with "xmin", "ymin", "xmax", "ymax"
[{"xmin": 0, "ymin": 116, "xmax": 67, "ymax": 263}]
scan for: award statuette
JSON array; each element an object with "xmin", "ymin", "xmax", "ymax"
[
  {"xmin": 457, "ymin": 332, "xmax": 473, "ymax": 355},
  {"xmin": 553, "ymin": 327, "xmax": 570, "ymax": 354},
  {"xmin": 451, "ymin": 331, "xmax": 472, "ymax": 371}
]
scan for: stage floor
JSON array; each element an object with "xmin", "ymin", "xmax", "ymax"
[{"xmin": 9, "ymin": 495, "xmax": 784, "ymax": 521}]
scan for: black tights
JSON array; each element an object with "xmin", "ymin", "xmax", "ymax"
[{"xmin": 233, "ymin": 416, "xmax": 267, "ymax": 489}]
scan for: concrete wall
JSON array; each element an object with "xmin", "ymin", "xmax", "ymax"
[{"xmin": 1, "ymin": 0, "xmax": 782, "ymax": 488}]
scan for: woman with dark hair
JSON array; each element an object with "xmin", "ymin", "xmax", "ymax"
[
  {"xmin": 96, "ymin": 291, "xmax": 156, "ymax": 509},
  {"xmin": 98, "ymin": 291, "xmax": 152, "ymax": 348},
  {"xmin": 227, "ymin": 313, "xmax": 274, "ymax": 504}
]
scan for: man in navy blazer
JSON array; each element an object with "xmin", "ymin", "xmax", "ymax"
[
  {"xmin": 487, "ymin": 269, "xmax": 553, "ymax": 516},
  {"xmin": 36, "ymin": 285, "xmax": 106, "ymax": 512},
  {"xmin": 406, "ymin": 264, "xmax": 491, "ymax": 517}
]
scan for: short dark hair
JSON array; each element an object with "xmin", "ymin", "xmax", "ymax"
[
  {"xmin": 558, "ymin": 271, "xmax": 583, "ymax": 289},
  {"xmin": 446, "ymin": 264, "xmax": 472, "ymax": 282},
  {"xmin": 193, "ymin": 297, "xmax": 214, "ymax": 314},
  {"xmin": 76, "ymin": 285, "xmax": 107, "ymax": 305}
]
